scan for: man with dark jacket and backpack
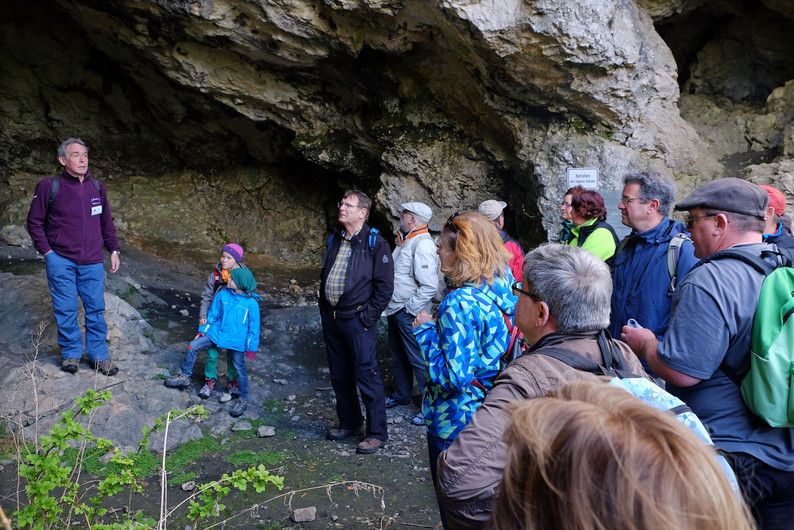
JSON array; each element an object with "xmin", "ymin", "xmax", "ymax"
[
  {"xmin": 609, "ymin": 171, "xmax": 698, "ymax": 342},
  {"xmin": 436, "ymin": 243, "xmax": 646, "ymax": 529},
  {"xmin": 622, "ymin": 178, "xmax": 794, "ymax": 530},
  {"xmin": 320, "ymin": 190, "xmax": 394, "ymax": 455},
  {"xmin": 26, "ymin": 138, "xmax": 121, "ymax": 376}
]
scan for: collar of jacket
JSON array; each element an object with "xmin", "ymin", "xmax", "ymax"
[
  {"xmin": 763, "ymin": 222, "xmax": 784, "ymax": 240},
  {"xmin": 396, "ymin": 224, "xmax": 429, "ymax": 245},
  {"xmin": 527, "ymin": 331, "xmax": 600, "ymax": 352},
  {"xmin": 60, "ymin": 168, "xmax": 95, "ymax": 182},
  {"xmin": 338, "ymin": 222, "xmax": 370, "ymax": 242},
  {"xmin": 628, "ymin": 217, "xmax": 681, "ymax": 244},
  {"xmin": 571, "ymin": 217, "xmax": 598, "ymax": 235}
]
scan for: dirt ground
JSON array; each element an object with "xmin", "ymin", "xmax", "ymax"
[{"xmin": 0, "ymin": 242, "xmax": 441, "ymax": 529}]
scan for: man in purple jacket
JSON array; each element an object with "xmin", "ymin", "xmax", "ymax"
[{"xmin": 26, "ymin": 138, "xmax": 121, "ymax": 375}]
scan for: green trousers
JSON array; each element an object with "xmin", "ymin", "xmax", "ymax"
[{"xmin": 203, "ymin": 347, "xmax": 238, "ymax": 381}]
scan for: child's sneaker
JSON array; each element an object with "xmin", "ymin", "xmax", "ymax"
[
  {"xmin": 229, "ymin": 399, "xmax": 248, "ymax": 418},
  {"xmin": 164, "ymin": 372, "xmax": 190, "ymax": 389},
  {"xmin": 219, "ymin": 379, "xmax": 239, "ymax": 403},
  {"xmin": 198, "ymin": 378, "xmax": 215, "ymax": 399}
]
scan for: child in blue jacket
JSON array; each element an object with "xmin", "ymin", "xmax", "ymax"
[{"xmin": 166, "ymin": 267, "xmax": 262, "ymax": 417}]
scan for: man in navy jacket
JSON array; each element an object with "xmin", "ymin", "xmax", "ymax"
[
  {"xmin": 320, "ymin": 190, "xmax": 394, "ymax": 454},
  {"xmin": 609, "ymin": 172, "xmax": 698, "ymax": 347},
  {"xmin": 27, "ymin": 138, "xmax": 121, "ymax": 376}
]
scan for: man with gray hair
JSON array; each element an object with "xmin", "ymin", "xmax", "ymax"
[
  {"xmin": 26, "ymin": 138, "xmax": 121, "ymax": 376},
  {"xmin": 436, "ymin": 243, "xmax": 646, "ymax": 529},
  {"xmin": 608, "ymin": 171, "xmax": 697, "ymax": 342},
  {"xmin": 384, "ymin": 202, "xmax": 439, "ymax": 426}
]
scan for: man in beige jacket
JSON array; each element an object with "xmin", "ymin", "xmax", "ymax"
[{"xmin": 436, "ymin": 243, "xmax": 646, "ymax": 529}]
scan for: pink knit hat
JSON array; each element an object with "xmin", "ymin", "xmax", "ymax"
[{"xmin": 222, "ymin": 242, "xmax": 244, "ymax": 263}]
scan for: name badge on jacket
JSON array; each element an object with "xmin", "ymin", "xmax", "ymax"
[{"xmin": 91, "ymin": 205, "xmax": 103, "ymax": 216}]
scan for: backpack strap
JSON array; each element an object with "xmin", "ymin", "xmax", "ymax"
[
  {"xmin": 368, "ymin": 227, "xmax": 379, "ymax": 251},
  {"xmin": 48, "ymin": 176, "xmax": 60, "ymax": 209},
  {"xmin": 531, "ymin": 346, "xmax": 609, "ymax": 375},
  {"xmin": 529, "ymin": 331, "xmax": 635, "ymax": 377},
  {"xmin": 701, "ymin": 248, "xmax": 778, "ymax": 276},
  {"xmin": 667, "ymin": 232, "xmax": 691, "ymax": 293}
]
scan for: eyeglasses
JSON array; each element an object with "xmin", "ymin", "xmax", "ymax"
[
  {"xmin": 619, "ymin": 196, "xmax": 644, "ymax": 205},
  {"xmin": 512, "ymin": 281, "xmax": 540, "ymax": 301},
  {"xmin": 445, "ymin": 212, "xmax": 460, "ymax": 233},
  {"xmin": 685, "ymin": 213, "xmax": 717, "ymax": 229},
  {"xmin": 337, "ymin": 201, "xmax": 360, "ymax": 209}
]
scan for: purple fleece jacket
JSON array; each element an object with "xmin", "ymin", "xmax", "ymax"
[{"xmin": 26, "ymin": 169, "xmax": 120, "ymax": 264}]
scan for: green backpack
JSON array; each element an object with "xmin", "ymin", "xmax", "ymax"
[{"xmin": 708, "ymin": 247, "xmax": 794, "ymax": 427}]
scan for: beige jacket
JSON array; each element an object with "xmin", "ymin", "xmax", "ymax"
[{"xmin": 436, "ymin": 332, "xmax": 646, "ymax": 529}]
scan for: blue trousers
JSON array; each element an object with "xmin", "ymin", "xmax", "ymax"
[
  {"xmin": 183, "ymin": 335, "xmax": 248, "ymax": 399},
  {"xmin": 387, "ymin": 308, "xmax": 426, "ymax": 402},
  {"xmin": 45, "ymin": 251, "xmax": 108, "ymax": 361},
  {"xmin": 321, "ymin": 307, "xmax": 387, "ymax": 441},
  {"xmin": 732, "ymin": 452, "xmax": 794, "ymax": 530}
]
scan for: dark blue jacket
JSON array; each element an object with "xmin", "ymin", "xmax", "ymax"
[
  {"xmin": 608, "ymin": 218, "xmax": 698, "ymax": 339},
  {"xmin": 320, "ymin": 223, "xmax": 395, "ymax": 328}
]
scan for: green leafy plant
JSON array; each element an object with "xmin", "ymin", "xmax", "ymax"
[{"xmin": 12, "ymin": 390, "xmax": 286, "ymax": 529}]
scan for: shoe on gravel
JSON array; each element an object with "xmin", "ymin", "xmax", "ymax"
[
  {"xmin": 229, "ymin": 399, "xmax": 248, "ymax": 418},
  {"xmin": 93, "ymin": 360, "xmax": 119, "ymax": 376},
  {"xmin": 61, "ymin": 358, "xmax": 79, "ymax": 374},
  {"xmin": 198, "ymin": 378, "xmax": 215, "ymax": 399},
  {"xmin": 164, "ymin": 372, "xmax": 191, "ymax": 389}
]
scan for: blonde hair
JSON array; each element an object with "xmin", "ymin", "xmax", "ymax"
[
  {"xmin": 493, "ymin": 382, "xmax": 755, "ymax": 530},
  {"xmin": 442, "ymin": 211, "xmax": 512, "ymax": 287}
]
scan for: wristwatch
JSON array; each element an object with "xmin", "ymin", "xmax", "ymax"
[{"xmin": 111, "ymin": 250, "xmax": 121, "ymax": 256}]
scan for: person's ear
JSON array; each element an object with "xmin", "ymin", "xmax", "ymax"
[{"xmin": 714, "ymin": 213, "xmax": 730, "ymax": 231}]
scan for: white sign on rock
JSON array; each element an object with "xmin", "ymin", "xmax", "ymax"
[{"xmin": 566, "ymin": 167, "xmax": 599, "ymax": 189}]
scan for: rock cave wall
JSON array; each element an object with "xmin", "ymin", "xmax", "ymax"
[{"xmin": 1, "ymin": 0, "xmax": 793, "ymax": 265}]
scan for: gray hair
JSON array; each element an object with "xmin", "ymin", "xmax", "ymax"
[
  {"xmin": 623, "ymin": 171, "xmax": 676, "ymax": 217},
  {"xmin": 522, "ymin": 243, "xmax": 612, "ymax": 334},
  {"xmin": 58, "ymin": 138, "xmax": 88, "ymax": 158},
  {"xmin": 343, "ymin": 189, "xmax": 371, "ymax": 220},
  {"xmin": 706, "ymin": 210, "xmax": 765, "ymax": 233}
]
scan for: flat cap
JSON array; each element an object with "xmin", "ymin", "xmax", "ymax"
[
  {"xmin": 674, "ymin": 177, "xmax": 767, "ymax": 219},
  {"xmin": 478, "ymin": 199, "xmax": 507, "ymax": 221},
  {"xmin": 401, "ymin": 202, "xmax": 432, "ymax": 223}
]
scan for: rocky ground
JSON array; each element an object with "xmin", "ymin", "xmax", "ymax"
[{"xmin": 0, "ymin": 243, "xmax": 439, "ymax": 529}]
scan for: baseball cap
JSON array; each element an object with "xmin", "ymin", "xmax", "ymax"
[
  {"xmin": 760, "ymin": 185, "xmax": 786, "ymax": 216},
  {"xmin": 478, "ymin": 200, "xmax": 507, "ymax": 221}
]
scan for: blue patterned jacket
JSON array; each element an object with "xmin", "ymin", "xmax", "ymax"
[{"xmin": 414, "ymin": 272, "xmax": 517, "ymax": 440}]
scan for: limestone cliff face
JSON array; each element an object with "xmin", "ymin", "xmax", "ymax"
[{"xmin": 1, "ymin": 0, "xmax": 793, "ymax": 262}]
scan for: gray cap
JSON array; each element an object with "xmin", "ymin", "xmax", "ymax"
[
  {"xmin": 478, "ymin": 199, "xmax": 507, "ymax": 220},
  {"xmin": 674, "ymin": 177, "xmax": 767, "ymax": 219},
  {"xmin": 401, "ymin": 202, "xmax": 432, "ymax": 223}
]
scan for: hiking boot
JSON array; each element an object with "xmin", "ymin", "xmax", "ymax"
[
  {"xmin": 229, "ymin": 399, "xmax": 248, "ymax": 418},
  {"xmin": 356, "ymin": 437, "xmax": 384, "ymax": 454},
  {"xmin": 198, "ymin": 378, "xmax": 215, "ymax": 399},
  {"xmin": 61, "ymin": 358, "xmax": 79, "ymax": 374},
  {"xmin": 93, "ymin": 360, "xmax": 119, "ymax": 376},
  {"xmin": 165, "ymin": 372, "xmax": 191, "ymax": 389},
  {"xmin": 325, "ymin": 427, "xmax": 360, "ymax": 441},
  {"xmin": 219, "ymin": 379, "xmax": 239, "ymax": 403}
]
